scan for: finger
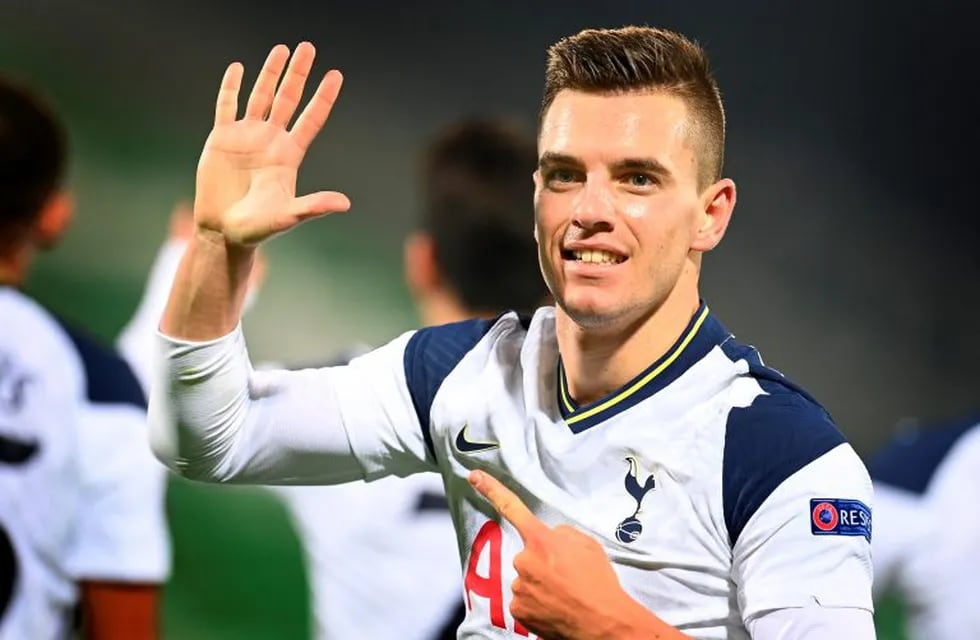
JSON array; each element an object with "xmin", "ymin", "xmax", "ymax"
[
  {"xmin": 245, "ymin": 44, "xmax": 290, "ymax": 120},
  {"xmin": 290, "ymin": 70, "xmax": 343, "ymax": 152},
  {"xmin": 214, "ymin": 62, "xmax": 244, "ymax": 126},
  {"xmin": 269, "ymin": 41, "xmax": 315, "ymax": 128},
  {"xmin": 469, "ymin": 470, "xmax": 549, "ymax": 545},
  {"xmin": 273, "ymin": 191, "xmax": 350, "ymax": 235}
]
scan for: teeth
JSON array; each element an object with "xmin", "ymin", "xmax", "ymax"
[{"xmin": 573, "ymin": 250, "xmax": 623, "ymax": 264}]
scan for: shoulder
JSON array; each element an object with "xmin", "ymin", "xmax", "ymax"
[
  {"xmin": 719, "ymin": 335, "xmax": 851, "ymax": 544},
  {"xmin": 0, "ymin": 288, "xmax": 84, "ymax": 395},
  {"xmin": 401, "ymin": 310, "xmax": 536, "ymax": 447},
  {"xmin": 867, "ymin": 412, "xmax": 980, "ymax": 495},
  {"xmin": 406, "ymin": 310, "xmax": 533, "ymax": 358},
  {"xmin": 720, "ymin": 335, "xmax": 845, "ymax": 452},
  {"xmin": 404, "ymin": 310, "xmax": 535, "ymax": 386},
  {"xmin": 52, "ymin": 318, "xmax": 146, "ymax": 410}
]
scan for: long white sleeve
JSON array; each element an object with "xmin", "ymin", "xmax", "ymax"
[
  {"xmin": 148, "ymin": 325, "xmax": 368, "ymax": 485},
  {"xmin": 748, "ymin": 604, "xmax": 876, "ymax": 639},
  {"xmin": 148, "ymin": 323, "xmax": 434, "ymax": 485}
]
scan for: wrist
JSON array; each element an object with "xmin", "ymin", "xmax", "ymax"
[
  {"xmin": 192, "ymin": 226, "xmax": 255, "ymax": 255},
  {"xmin": 158, "ymin": 229, "xmax": 256, "ymax": 341}
]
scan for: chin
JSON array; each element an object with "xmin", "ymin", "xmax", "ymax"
[{"xmin": 557, "ymin": 294, "xmax": 629, "ymax": 329}]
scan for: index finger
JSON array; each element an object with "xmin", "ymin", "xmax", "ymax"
[{"xmin": 469, "ymin": 470, "xmax": 549, "ymax": 545}]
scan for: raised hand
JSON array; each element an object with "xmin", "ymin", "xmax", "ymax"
[
  {"xmin": 194, "ymin": 42, "xmax": 351, "ymax": 247},
  {"xmin": 469, "ymin": 470, "xmax": 683, "ymax": 640}
]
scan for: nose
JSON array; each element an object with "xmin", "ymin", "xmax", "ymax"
[{"xmin": 571, "ymin": 178, "xmax": 615, "ymax": 233}]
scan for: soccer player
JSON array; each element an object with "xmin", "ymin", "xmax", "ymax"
[
  {"xmin": 121, "ymin": 120, "xmax": 546, "ymax": 639},
  {"xmin": 868, "ymin": 412, "xmax": 980, "ymax": 639},
  {"xmin": 149, "ymin": 28, "xmax": 875, "ymax": 639},
  {"xmin": 0, "ymin": 78, "xmax": 169, "ymax": 638}
]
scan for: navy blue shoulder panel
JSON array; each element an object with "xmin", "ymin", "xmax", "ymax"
[
  {"xmin": 867, "ymin": 412, "xmax": 980, "ymax": 495},
  {"xmin": 57, "ymin": 321, "xmax": 146, "ymax": 410},
  {"xmin": 721, "ymin": 339, "xmax": 846, "ymax": 545},
  {"xmin": 403, "ymin": 315, "xmax": 505, "ymax": 458}
]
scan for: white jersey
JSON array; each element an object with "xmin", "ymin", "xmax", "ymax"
[
  {"xmin": 869, "ymin": 414, "xmax": 980, "ymax": 640},
  {"xmin": 151, "ymin": 303, "xmax": 875, "ymax": 639},
  {"xmin": 0, "ymin": 287, "xmax": 169, "ymax": 640}
]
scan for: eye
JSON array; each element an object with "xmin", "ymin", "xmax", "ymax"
[
  {"xmin": 625, "ymin": 173, "xmax": 656, "ymax": 188},
  {"xmin": 545, "ymin": 168, "xmax": 577, "ymax": 185}
]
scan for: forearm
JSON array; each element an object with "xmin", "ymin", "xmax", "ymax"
[
  {"xmin": 603, "ymin": 601, "xmax": 692, "ymax": 640},
  {"xmin": 148, "ymin": 325, "xmax": 366, "ymax": 485},
  {"xmin": 159, "ymin": 230, "xmax": 254, "ymax": 341}
]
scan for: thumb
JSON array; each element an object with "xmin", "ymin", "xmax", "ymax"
[{"xmin": 289, "ymin": 191, "xmax": 351, "ymax": 222}]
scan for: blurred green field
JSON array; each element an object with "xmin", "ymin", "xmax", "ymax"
[
  {"xmin": 163, "ymin": 479, "xmax": 310, "ymax": 639},
  {"xmin": 876, "ymin": 595, "xmax": 909, "ymax": 640}
]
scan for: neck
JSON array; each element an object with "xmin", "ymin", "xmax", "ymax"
[
  {"xmin": 0, "ymin": 245, "xmax": 31, "ymax": 288},
  {"xmin": 556, "ymin": 271, "xmax": 701, "ymax": 406}
]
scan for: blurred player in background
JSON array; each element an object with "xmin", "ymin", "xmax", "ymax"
[
  {"xmin": 0, "ymin": 77, "xmax": 169, "ymax": 639},
  {"xmin": 869, "ymin": 412, "xmax": 980, "ymax": 640},
  {"xmin": 150, "ymin": 27, "xmax": 875, "ymax": 638},
  {"xmin": 121, "ymin": 119, "xmax": 547, "ymax": 639}
]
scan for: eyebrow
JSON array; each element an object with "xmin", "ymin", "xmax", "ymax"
[
  {"xmin": 610, "ymin": 158, "xmax": 671, "ymax": 178},
  {"xmin": 538, "ymin": 152, "xmax": 673, "ymax": 183},
  {"xmin": 538, "ymin": 152, "xmax": 583, "ymax": 170}
]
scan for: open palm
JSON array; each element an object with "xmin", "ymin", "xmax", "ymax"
[{"xmin": 194, "ymin": 43, "xmax": 350, "ymax": 246}]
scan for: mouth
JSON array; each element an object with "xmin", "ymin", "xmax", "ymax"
[{"xmin": 560, "ymin": 248, "xmax": 627, "ymax": 265}]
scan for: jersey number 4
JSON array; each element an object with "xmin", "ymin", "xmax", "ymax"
[{"xmin": 464, "ymin": 521, "xmax": 530, "ymax": 636}]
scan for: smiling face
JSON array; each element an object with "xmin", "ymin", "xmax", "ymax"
[{"xmin": 534, "ymin": 88, "xmax": 734, "ymax": 329}]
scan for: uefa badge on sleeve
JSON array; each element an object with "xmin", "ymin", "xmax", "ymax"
[{"xmin": 810, "ymin": 498, "xmax": 871, "ymax": 542}]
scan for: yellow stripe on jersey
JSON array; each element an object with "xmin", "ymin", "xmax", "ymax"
[
  {"xmin": 564, "ymin": 306, "xmax": 710, "ymax": 426},
  {"xmin": 558, "ymin": 365, "xmax": 576, "ymax": 413}
]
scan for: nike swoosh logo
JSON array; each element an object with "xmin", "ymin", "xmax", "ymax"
[
  {"xmin": 0, "ymin": 431, "xmax": 39, "ymax": 465},
  {"xmin": 454, "ymin": 424, "xmax": 499, "ymax": 454}
]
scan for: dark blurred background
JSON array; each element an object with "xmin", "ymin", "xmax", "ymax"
[{"xmin": 2, "ymin": 1, "xmax": 975, "ymax": 636}]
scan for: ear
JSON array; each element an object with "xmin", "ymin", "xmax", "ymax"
[
  {"xmin": 691, "ymin": 178, "xmax": 736, "ymax": 252},
  {"xmin": 403, "ymin": 231, "xmax": 440, "ymax": 298},
  {"xmin": 33, "ymin": 190, "xmax": 74, "ymax": 249}
]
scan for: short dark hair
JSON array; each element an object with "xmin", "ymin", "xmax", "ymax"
[
  {"xmin": 0, "ymin": 77, "xmax": 68, "ymax": 239},
  {"xmin": 421, "ymin": 119, "xmax": 548, "ymax": 315},
  {"xmin": 542, "ymin": 26, "xmax": 724, "ymax": 189}
]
